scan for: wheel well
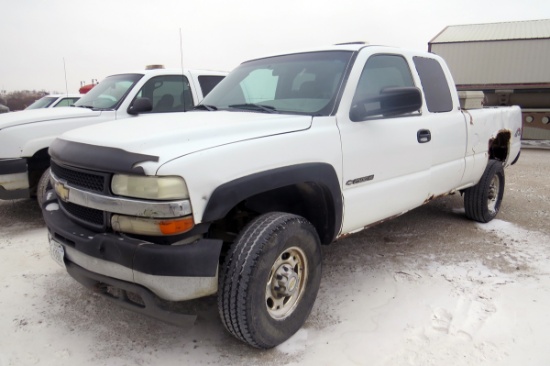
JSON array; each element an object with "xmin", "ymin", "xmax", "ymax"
[
  {"xmin": 489, "ymin": 130, "xmax": 511, "ymax": 162},
  {"xmin": 27, "ymin": 148, "xmax": 50, "ymax": 195},
  {"xmin": 202, "ymin": 163, "xmax": 343, "ymax": 246},
  {"xmin": 208, "ymin": 182, "xmax": 338, "ymax": 245}
]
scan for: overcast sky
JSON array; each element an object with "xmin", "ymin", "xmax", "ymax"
[{"xmin": 1, "ymin": 0, "xmax": 549, "ymax": 93}]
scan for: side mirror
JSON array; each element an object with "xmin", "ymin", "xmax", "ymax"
[
  {"xmin": 379, "ymin": 87, "xmax": 423, "ymax": 116},
  {"xmin": 128, "ymin": 97, "xmax": 153, "ymax": 115},
  {"xmin": 350, "ymin": 87, "xmax": 422, "ymax": 121}
]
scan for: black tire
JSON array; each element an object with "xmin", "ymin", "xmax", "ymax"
[
  {"xmin": 37, "ymin": 168, "xmax": 52, "ymax": 207},
  {"xmin": 218, "ymin": 212, "xmax": 322, "ymax": 349},
  {"xmin": 464, "ymin": 160, "xmax": 505, "ymax": 223}
]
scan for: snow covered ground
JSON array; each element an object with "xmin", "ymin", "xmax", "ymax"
[{"xmin": 1, "ymin": 149, "xmax": 549, "ymax": 366}]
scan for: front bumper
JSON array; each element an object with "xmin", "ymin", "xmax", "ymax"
[
  {"xmin": 0, "ymin": 158, "xmax": 30, "ymax": 200},
  {"xmin": 42, "ymin": 190, "xmax": 223, "ymax": 302},
  {"xmin": 65, "ymin": 260, "xmax": 197, "ymax": 326}
]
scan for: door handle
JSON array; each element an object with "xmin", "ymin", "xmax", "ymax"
[{"xmin": 417, "ymin": 129, "xmax": 431, "ymax": 143}]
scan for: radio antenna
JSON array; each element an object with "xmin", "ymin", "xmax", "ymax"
[
  {"xmin": 179, "ymin": 28, "xmax": 184, "ymax": 72},
  {"xmin": 179, "ymin": 28, "xmax": 188, "ymax": 110},
  {"xmin": 63, "ymin": 57, "xmax": 68, "ymax": 96}
]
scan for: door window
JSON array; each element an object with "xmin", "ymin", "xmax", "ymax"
[
  {"xmin": 54, "ymin": 98, "xmax": 80, "ymax": 107},
  {"xmin": 413, "ymin": 57, "xmax": 453, "ymax": 113},
  {"xmin": 198, "ymin": 75, "xmax": 225, "ymax": 97},
  {"xmin": 350, "ymin": 54, "xmax": 415, "ymax": 121},
  {"xmin": 135, "ymin": 75, "xmax": 193, "ymax": 112}
]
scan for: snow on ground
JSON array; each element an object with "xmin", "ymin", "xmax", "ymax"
[
  {"xmin": 1, "ymin": 149, "xmax": 549, "ymax": 365},
  {"xmin": 2, "ymin": 214, "xmax": 549, "ymax": 366}
]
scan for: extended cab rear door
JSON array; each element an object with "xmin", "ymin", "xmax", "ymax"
[{"xmin": 412, "ymin": 56, "xmax": 466, "ymax": 196}]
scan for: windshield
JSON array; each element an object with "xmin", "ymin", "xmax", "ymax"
[
  {"xmin": 200, "ymin": 51, "xmax": 354, "ymax": 116},
  {"xmin": 74, "ymin": 74, "xmax": 143, "ymax": 110},
  {"xmin": 25, "ymin": 97, "xmax": 57, "ymax": 109}
]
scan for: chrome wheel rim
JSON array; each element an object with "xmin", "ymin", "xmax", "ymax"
[
  {"xmin": 265, "ymin": 246, "xmax": 308, "ymax": 319},
  {"xmin": 487, "ymin": 175, "xmax": 500, "ymax": 214}
]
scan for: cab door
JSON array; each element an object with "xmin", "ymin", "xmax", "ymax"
[
  {"xmin": 412, "ymin": 56, "xmax": 466, "ymax": 195},
  {"xmin": 336, "ymin": 52, "xmax": 431, "ymax": 234}
]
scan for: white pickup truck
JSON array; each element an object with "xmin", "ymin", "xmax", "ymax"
[
  {"xmin": 25, "ymin": 93, "xmax": 82, "ymax": 109},
  {"xmin": 42, "ymin": 43, "xmax": 522, "ymax": 349},
  {"xmin": 0, "ymin": 67, "xmax": 226, "ymax": 202}
]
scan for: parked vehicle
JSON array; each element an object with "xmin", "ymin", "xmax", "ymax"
[
  {"xmin": 0, "ymin": 67, "xmax": 226, "ymax": 202},
  {"xmin": 42, "ymin": 43, "xmax": 522, "ymax": 349},
  {"xmin": 0, "ymin": 104, "xmax": 8, "ymax": 114},
  {"xmin": 79, "ymin": 83, "xmax": 97, "ymax": 94},
  {"xmin": 25, "ymin": 94, "xmax": 82, "ymax": 109}
]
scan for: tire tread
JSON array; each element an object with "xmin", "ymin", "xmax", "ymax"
[
  {"xmin": 218, "ymin": 212, "xmax": 316, "ymax": 348},
  {"xmin": 464, "ymin": 160, "xmax": 505, "ymax": 223}
]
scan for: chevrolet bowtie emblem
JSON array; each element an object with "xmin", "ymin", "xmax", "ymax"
[{"xmin": 54, "ymin": 181, "xmax": 70, "ymax": 202}]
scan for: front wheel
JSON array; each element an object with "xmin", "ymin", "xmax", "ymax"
[
  {"xmin": 36, "ymin": 168, "xmax": 52, "ymax": 207},
  {"xmin": 217, "ymin": 212, "xmax": 322, "ymax": 349},
  {"xmin": 464, "ymin": 160, "xmax": 505, "ymax": 223}
]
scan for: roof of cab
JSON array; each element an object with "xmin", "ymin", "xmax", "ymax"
[
  {"xmin": 242, "ymin": 42, "xmax": 437, "ymax": 63},
  {"xmin": 104, "ymin": 68, "xmax": 228, "ymax": 77}
]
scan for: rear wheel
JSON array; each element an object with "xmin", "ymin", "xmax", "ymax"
[
  {"xmin": 464, "ymin": 160, "xmax": 505, "ymax": 223},
  {"xmin": 217, "ymin": 212, "xmax": 322, "ymax": 349}
]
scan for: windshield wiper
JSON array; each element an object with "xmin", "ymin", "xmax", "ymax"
[
  {"xmin": 75, "ymin": 105, "xmax": 95, "ymax": 109},
  {"xmin": 228, "ymin": 103, "xmax": 277, "ymax": 113},
  {"xmin": 194, "ymin": 104, "xmax": 218, "ymax": 111}
]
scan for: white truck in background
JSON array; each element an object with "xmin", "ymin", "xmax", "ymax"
[
  {"xmin": 0, "ymin": 67, "xmax": 226, "ymax": 202},
  {"xmin": 25, "ymin": 93, "xmax": 82, "ymax": 109},
  {"xmin": 43, "ymin": 43, "xmax": 522, "ymax": 349}
]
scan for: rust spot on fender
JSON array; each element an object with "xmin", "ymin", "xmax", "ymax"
[
  {"xmin": 423, "ymin": 194, "xmax": 435, "ymax": 204},
  {"xmin": 424, "ymin": 190, "xmax": 456, "ymax": 204},
  {"xmin": 463, "ymin": 109, "xmax": 474, "ymax": 125},
  {"xmin": 337, "ymin": 231, "xmax": 355, "ymax": 240},
  {"xmin": 336, "ymin": 190, "xmax": 457, "ymax": 241},
  {"xmin": 489, "ymin": 129, "xmax": 512, "ymax": 162},
  {"xmin": 335, "ymin": 213, "xmax": 405, "ymax": 240},
  {"xmin": 362, "ymin": 213, "xmax": 405, "ymax": 231}
]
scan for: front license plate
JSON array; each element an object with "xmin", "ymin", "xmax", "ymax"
[{"xmin": 48, "ymin": 235, "xmax": 65, "ymax": 268}]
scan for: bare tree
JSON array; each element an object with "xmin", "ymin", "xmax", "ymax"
[{"xmin": 3, "ymin": 90, "xmax": 48, "ymax": 111}]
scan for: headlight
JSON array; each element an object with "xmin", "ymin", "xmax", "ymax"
[{"xmin": 111, "ymin": 174, "xmax": 189, "ymax": 200}]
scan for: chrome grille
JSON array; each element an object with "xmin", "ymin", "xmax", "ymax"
[
  {"xmin": 61, "ymin": 201, "xmax": 104, "ymax": 227},
  {"xmin": 50, "ymin": 160, "xmax": 105, "ymax": 193},
  {"xmin": 51, "ymin": 160, "xmax": 109, "ymax": 230}
]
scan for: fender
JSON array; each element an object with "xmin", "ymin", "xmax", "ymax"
[
  {"xmin": 202, "ymin": 163, "xmax": 343, "ymax": 244},
  {"xmin": 21, "ymin": 135, "xmax": 56, "ymax": 158}
]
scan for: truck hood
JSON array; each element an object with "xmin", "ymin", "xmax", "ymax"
[
  {"xmin": 59, "ymin": 111, "xmax": 312, "ymax": 162},
  {"xmin": 0, "ymin": 107, "xmax": 100, "ymax": 129}
]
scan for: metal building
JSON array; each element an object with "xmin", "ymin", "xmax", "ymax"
[{"xmin": 429, "ymin": 19, "xmax": 550, "ymax": 139}]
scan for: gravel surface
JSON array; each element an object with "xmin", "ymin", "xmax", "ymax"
[{"xmin": 1, "ymin": 148, "xmax": 549, "ymax": 366}]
